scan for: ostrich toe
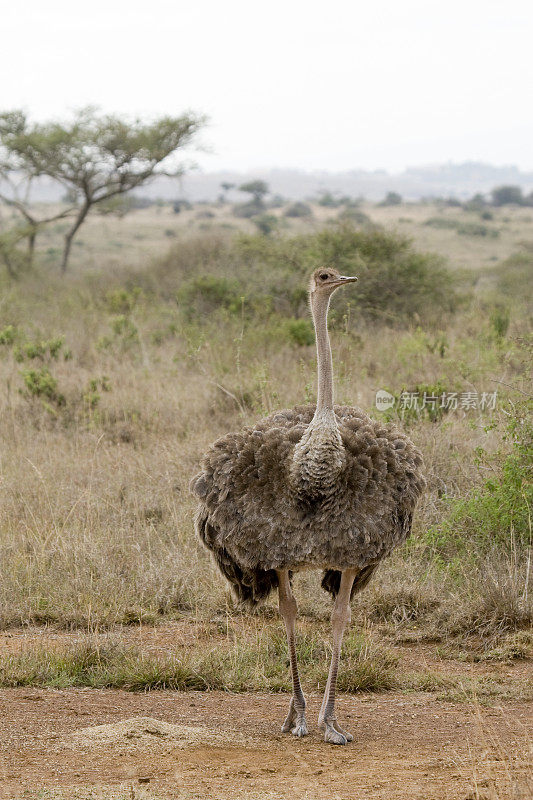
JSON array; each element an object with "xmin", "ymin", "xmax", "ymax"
[
  {"xmin": 319, "ymin": 718, "xmax": 352, "ymax": 745},
  {"xmin": 281, "ymin": 697, "xmax": 308, "ymax": 737}
]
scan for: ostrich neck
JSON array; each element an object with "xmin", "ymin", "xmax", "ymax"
[
  {"xmin": 312, "ymin": 292, "xmax": 335, "ymax": 416},
  {"xmin": 290, "ymin": 290, "xmax": 344, "ymax": 501}
]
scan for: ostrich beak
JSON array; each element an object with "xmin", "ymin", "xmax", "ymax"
[{"xmin": 331, "ymin": 275, "xmax": 358, "ymax": 287}]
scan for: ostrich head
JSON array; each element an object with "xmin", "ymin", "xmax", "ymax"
[{"xmin": 309, "ymin": 267, "xmax": 358, "ymax": 298}]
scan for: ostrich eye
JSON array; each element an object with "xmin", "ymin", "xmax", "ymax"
[{"xmin": 319, "ymin": 273, "xmax": 329, "ymax": 281}]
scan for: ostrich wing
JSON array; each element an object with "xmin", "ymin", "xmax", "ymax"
[{"xmin": 192, "ymin": 405, "xmax": 425, "ymax": 593}]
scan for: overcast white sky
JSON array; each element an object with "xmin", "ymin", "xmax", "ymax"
[{"xmin": 3, "ymin": 0, "xmax": 532, "ymax": 173}]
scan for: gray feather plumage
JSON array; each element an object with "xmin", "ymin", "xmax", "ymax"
[{"xmin": 191, "ymin": 404, "xmax": 425, "ymax": 601}]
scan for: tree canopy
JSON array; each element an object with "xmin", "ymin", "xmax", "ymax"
[
  {"xmin": 0, "ymin": 108, "xmax": 205, "ymax": 271},
  {"xmin": 238, "ymin": 180, "xmax": 269, "ymax": 200}
]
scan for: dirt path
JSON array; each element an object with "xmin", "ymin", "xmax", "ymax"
[{"xmin": 0, "ymin": 687, "xmax": 531, "ymax": 800}]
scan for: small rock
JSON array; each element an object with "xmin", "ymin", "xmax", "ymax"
[{"xmin": 138, "ymin": 776, "xmax": 150, "ymax": 784}]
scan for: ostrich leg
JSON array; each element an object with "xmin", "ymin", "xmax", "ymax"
[
  {"xmin": 318, "ymin": 567, "xmax": 357, "ymax": 745},
  {"xmin": 277, "ymin": 569, "xmax": 308, "ymax": 737}
]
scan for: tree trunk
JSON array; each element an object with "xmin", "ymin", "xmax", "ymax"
[
  {"xmin": 3, "ymin": 254, "xmax": 18, "ymax": 280},
  {"xmin": 61, "ymin": 202, "xmax": 90, "ymax": 273},
  {"xmin": 27, "ymin": 227, "xmax": 36, "ymax": 265}
]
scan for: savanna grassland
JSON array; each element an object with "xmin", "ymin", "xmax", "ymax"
[{"xmin": 0, "ymin": 197, "xmax": 531, "ymax": 800}]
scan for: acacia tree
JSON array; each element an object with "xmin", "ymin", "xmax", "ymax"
[
  {"xmin": 0, "ymin": 112, "xmax": 76, "ymax": 268},
  {"xmin": 238, "ymin": 180, "xmax": 269, "ymax": 202},
  {"xmin": 0, "ymin": 108, "xmax": 205, "ymax": 271}
]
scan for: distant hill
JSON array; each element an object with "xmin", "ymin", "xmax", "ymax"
[
  {"xmin": 170, "ymin": 162, "xmax": 533, "ymax": 203},
  {"xmin": 4, "ymin": 162, "xmax": 533, "ymax": 204}
]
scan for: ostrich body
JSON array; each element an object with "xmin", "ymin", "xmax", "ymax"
[{"xmin": 191, "ymin": 268, "xmax": 425, "ymax": 744}]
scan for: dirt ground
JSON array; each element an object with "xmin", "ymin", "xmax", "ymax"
[
  {"xmin": 0, "ymin": 685, "xmax": 531, "ymax": 800},
  {"xmin": 0, "ymin": 625, "xmax": 531, "ymax": 799}
]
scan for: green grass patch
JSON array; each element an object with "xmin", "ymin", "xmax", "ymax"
[{"xmin": 0, "ymin": 631, "xmax": 398, "ymax": 693}]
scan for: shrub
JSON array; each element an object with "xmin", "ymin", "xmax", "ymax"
[
  {"xmin": 463, "ymin": 193, "xmax": 488, "ymax": 212},
  {"xmin": 14, "ymin": 336, "xmax": 65, "ymax": 362},
  {"xmin": 317, "ymin": 192, "xmax": 341, "ymax": 207},
  {"xmin": 489, "ymin": 306, "xmax": 510, "ymax": 340},
  {"xmin": 177, "ymin": 275, "xmax": 243, "ymax": 318},
  {"xmin": 20, "ymin": 367, "xmax": 65, "ymax": 405},
  {"xmin": 284, "ymin": 202, "xmax": 312, "ymax": 218},
  {"xmin": 457, "ymin": 222, "xmax": 499, "ymax": 238},
  {"xmin": 307, "ymin": 226, "xmax": 457, "ymax": 323},
  {"xmin": 491, "ymin": 185, "xmax": 524, "ymax": 206},
  {"xmin": 267, "ymin": 194, "xmax": 285, "ymax": 209},
  {"xmin": 157, "ymin": 224, "xmax": 457, "ymax": 325},
  {"xmin": 0, "ymin": 325, "xmax": 17, "ymax": 345},
  {"xmin": 494, "ymin": 252, "xmax": 533, "ymax": 307},
  {"xmin": 337, "ymin": 207, "xmax": 371, "ymax": 225},
  {"xmin": 285, "ymin": 318, "xmax": 315, "ymax": 346},
  {"xmin": 379, "ymin": 191, "xmax": 402, "ymax": 206},
  {"xmin": 424, "ymin": 217, "xmax": 459, "ymax": 230},
  {"xmin": 105, "ymin": 287, "xmax": 142, "ymax": 314},
  {"xmin": 253, "ymin": 214, "xmax": 278, "ymax": 236},
  {"xmin": 427, "ymin": 404, "xmax": 533, "ymax": 552},
  {"xmin": 82, "ymin": 376, "xmax": 111, "ymax": 409},
  {"xmin": 172, "ymin": 199, "xmax": 192, "ymax": 213},
  {"xmin": 233, "ymin": 199, "xmax": 265, "ymax": 218}
]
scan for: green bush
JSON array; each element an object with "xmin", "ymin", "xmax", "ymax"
[
  {"xmin": 232, "ymin": 199, "xmax": 265, "ymax": 218},
  {"xmin": 306, "ymin": 226, "xmax": 456, "ymax": 323},
  {"xmin": 457, "ymin": 222, "xmax": 499, "ymax": 238},
  {"xmin": 177, "ymin": 275, "xmax": 244, "ymax": 318},
  {"xmin": 158, "ymin": 224, "xmax": 457, "ymax": 325},
  {"xmin": 494, "ymin": 252, "xmax": 533, "ymax": 307},
  {"xmin": 20, "ymin": 367, "xmax": 65, "ymax": 405},
  {"xmin": 424, "ymin": 217, "xmax": 459, "ymax": 230},
  {"xmin": 379, "ymin": 191, "xmax": 402, "ymax": 206},
  {"xmin": 82, "ymin": 376, "xmax": 111, "ymax": 409},
  {"xmin": 14, "ymin": 336, "xmax": 65, "ymax": 362},
  {"xmin": 317, "ymin": 192, "xmax": 341, "ymax": 207},
  {"xmin": 253, "ymin": 214, "xmax": 278, "ymax": 235},
  {"xmin": 283, "ymin": 201, "xmax": 312, "ymax": 218},
  {"xmin": 337, "ymin": 207, "xmax": 371, "ymax": 225},
  {"xmin": 105, "ymin": 287, "xmax": 142, "ymax": 313},
  {"xmin": 489, "ymin": 306, "xmax": 510, "ymax": 340},
  {"xmin": 111, "ymin": 315, "xmax": 138, "ymax": 340},
  {"xmin": 0, "ymin": 325, "xmax": 17, "ymax": 345},
  {"xmin": 285, "ymin": 318, "xmax": 315, "ymax": 346},
  {"xmin": 491, "ymin": 185, "xmax": 524, "ymax": 206},
  {"xmin": 427, "ymin": 405, "xmax": 533, "ymax": 552}
]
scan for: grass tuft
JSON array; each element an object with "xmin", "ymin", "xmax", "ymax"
[{"xmin": 0, "ymin": 630, "xmax": 398, "ymax": 694}]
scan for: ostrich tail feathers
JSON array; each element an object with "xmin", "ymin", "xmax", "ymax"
[
  {"xmin": 197, "ymin": 513, "xmax": 278, "ymax": 607},
  {"xmin": 321, "ymin": 564, "xmax": 378, "ymax": 600}
]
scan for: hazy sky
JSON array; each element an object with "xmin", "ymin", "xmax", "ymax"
[{"xmin": 3, "ymin": 0, "xmax": 533, "ymax": 172}]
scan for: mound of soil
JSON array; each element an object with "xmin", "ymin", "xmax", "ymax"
[{"xmin": 66, "ymin": 716, "xmax": 231, "ymax": 749}]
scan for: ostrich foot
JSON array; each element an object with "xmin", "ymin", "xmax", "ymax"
[
  {"xmin": 281, "ymin": 696, "xmax": 308, "ymax": 737},
  {"xmin": 318, "ymin": 717, "xmax": 353, "ymax": 745}
]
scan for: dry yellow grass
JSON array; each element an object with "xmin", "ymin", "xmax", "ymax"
[
  {"xmin": 6, "ymin": 199, "xmax": 531, "ymax": 273},
  {"xmin": 0, "ymin": 202, "xmax": 530, "ymax": 641}
]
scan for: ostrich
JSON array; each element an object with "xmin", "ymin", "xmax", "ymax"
[{"xmin": 190, "ymin": 267, "xmax": 425, "ymax": 745}]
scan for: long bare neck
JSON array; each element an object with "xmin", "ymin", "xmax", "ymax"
[
  {"xmin": 290, "ymin": 290, "xmax": 344, "ymax": 500},
  {"xmin": 311, "ymin": 292, "xmax": 334, "ymax": 415}
]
